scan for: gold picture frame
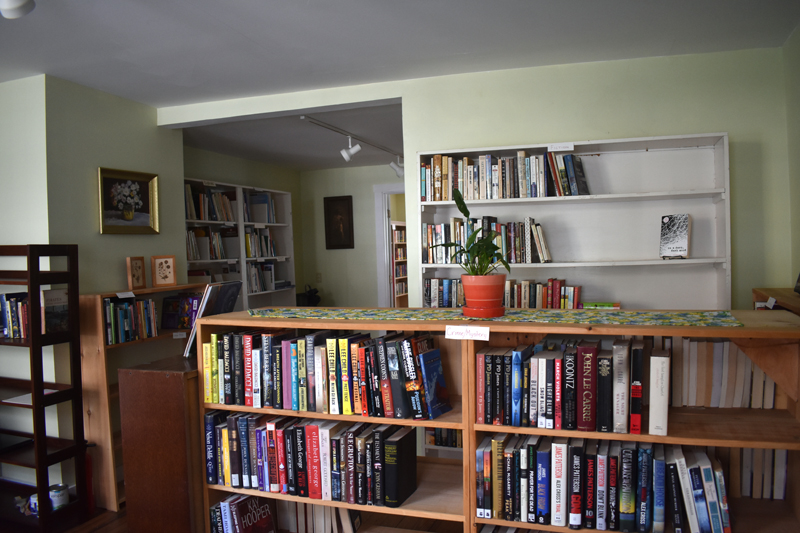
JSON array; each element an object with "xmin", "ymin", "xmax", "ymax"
[
  {"xmin": 99, "ymin": 168, "xmax": 159, "ymax": 234},
  {"xmin": 126, "ymin": 256, "xmax": 146, "ymax": 290},
  {"xmin": 151, "ymin": 255, "xmax": 177, "ymax": 288}
]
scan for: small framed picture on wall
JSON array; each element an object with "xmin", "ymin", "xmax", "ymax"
[
  {"xmin": 323, "ymin": 195, "xmax": 354, "ymax": 249},
  {"xmin": 126, "ymin": 256, "xmax": 146, "ymax": 290},
  {"xmin": 151, "ymin": 255, "xmax": 177, "ymax": 287}
]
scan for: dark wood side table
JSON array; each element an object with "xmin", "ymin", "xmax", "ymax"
[
  {"xmin": 752, "ymin": 288, "xmax": 800, "ymax": 315},
  {"xmin": 118, "ymin": 355, "xmax": 203, "ymax": 533}
]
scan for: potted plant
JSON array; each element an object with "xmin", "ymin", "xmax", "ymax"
[{"xmin": 433, "ymin": 189, "xmax": 510, "ymax": 318}]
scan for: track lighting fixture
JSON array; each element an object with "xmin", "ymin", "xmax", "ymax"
[
  {"xmin": 340, "ymin": 136, "xmax": 362, "ymax": 162},
  {"xmin": 0, "ymin": 0, "xmax": 35, "ymax": 19},
  {"xmin": 389, "ymin": 158, "xmax": 404, "ymax": 179}
]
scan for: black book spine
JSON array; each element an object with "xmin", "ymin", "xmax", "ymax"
[
  {"xmin": 545, "ymin": 357, "xmax": 555, "ymax": 426},
  {"xmin": 568, "ymin": 442, "xmax": 584, "ymax": 530},
  {"xmin": 233, "ymin": 334, "xmax": 244, "ymax": 405},
  {"xmin": 331, "ymin": 435, "xmax": 341, "ymax": 501},
  {"xmin": 527, "ymin": 443, "xmax": 537, "ymax": 523},
  {"xmin": 273, "ymin": 344, "xmax": 283, "ymax": 409},
  {"xmin": 204, "ymin": 412, "xmax": 220, "ymax": 484},
  {"xmin": 630, "ymin": 345, "xmax": 644, "ymax": 434},
  {"xmin": 223, "ymin": 334, "xmax": 233, "ymax": 404},
  {"xmin": 485, "ymin": 353, "xmax": 493, "ymax": 424},
  {"xmin": 295, "ymin": 425, "xmax": 307, "ymax": 497},
  {"xmin": 493, "ymin": 354, "xmax": 504, "ymax": 424},
  {"xmin": 346, "ymin": 428, "xmax": 358, "ymax": 504},
  {"xmin": 238, "ymin": 416, "xmax": 250, "ymax": 489},
  {"xmin": 514, "ymin": 445, "xmax": 522, "ymax": 521},
  {"xmin": 503, "ymin": 448, "xmax": 514, "ymax": 520},
  {"xmin": 367, "ymin": 345, "xmax": 384, "ymax": 417},
  {"xmin": 597, "ymin": 354, "xmax": 613, "ymax": 432},
  {"xmin": 366, "ymin": 439, "xmax": 374, "ymax": 505},
  {"xmin": 384, "ymin": 429, "xmax": 417, "ymax": 508},
  {"xmin": 563, "ymin": 349, "xmax": 578, "ymax": 430},
  {"xmin": 285, "ymin": 426, "xmax": 296, "ymax": 495},
  {"xmin": 608, "ymin": 454, "xmax": 619, "ymax": 530},
  {"xmin": 666, "ymin": 462, "xmax": 686, "ymax": 532},
  {"xmin": 356, "ymin": 436, "xmax": 367, "ymax": 505},
  {"xmin": 503, "ymin": 352, "xmax": 512, "ymax": 426},
  {"xmin": 584, "ymin": 452, "xmax": 597, "ymax": 528}
]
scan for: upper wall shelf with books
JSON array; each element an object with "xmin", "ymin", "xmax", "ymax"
[
  {"xmin": 184, "ymin": 178, "xmax": 296, "ymax": 309},
  {"xmin": 417, "ymin": 133, "xmax": 731, "ymax": 310}
]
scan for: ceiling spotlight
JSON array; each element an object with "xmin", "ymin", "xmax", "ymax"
[
  {"xmin": 0, "ymin": 0, "xmax": 35, "ymax": 19},
  {"xmin": 340, "ymin": 136, "xmax": 362, "ymax": 162},
  {"xmin": 389, "ymin": 159, "xmax": 404, "ymax": 179}
]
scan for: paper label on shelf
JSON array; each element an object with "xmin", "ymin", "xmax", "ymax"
[
  {"xmin": 115, "ymin": 291, "xmax": 135, "ymax": 299},
  {"xmin": 202, "ymin": 181, "xmax": 215, "ymax": 187},
  {"xmin": 257, "ymin": 258, "xmax": 264, "ymax": 263},
  {"xmin": 445, "ymin": 325, "xmax": 490, "ymax": 341},
  {"xmin": 767, "ymin": 297, "xmax": 777, "ymax": 309},
  {"xmin": 547, "ymin": 142, "xmax": 574, "ymax": 152},
  {"xmin": 255, "ymin": 223, "xmax": 266, "ymax": 229},
  {"xmin": 223, "ymin": 222, "xmax": 235, "ymax": 227},
  {"xmin": 173, "ymin": 332, "xmax": 187, "ymax": 339},
  {"xmin": 228, "ymin": 260, "xmax": 237, "ymax": 265}
]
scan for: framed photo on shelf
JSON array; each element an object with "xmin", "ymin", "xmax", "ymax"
[
  {"xmin": 98, "ymin": 167, "xmax": 159, "ymax": 234},
  {"xmin": 323, "ymin": 195, "xmax": 354, "ymax": 249},
  {"xmin": 151, "ymin": 255, "xmax": 177, "ymax": 287},
  {"xmin": 126, "ymin": 256, "xmax": 146, "ymax": 290}
]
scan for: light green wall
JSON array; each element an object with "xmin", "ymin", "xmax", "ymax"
[
  {"xmin": 183, "ymin": 146, "xmax": 305, "ymax": 288},
  {"xmin": 44, "ymin": 76, "xmax": 185, "ymax": 293},
  {"xmin": 299, "ymin": 165, "xmax": 399, "ymax": 307},
  {"xmin": 785, "ymin": 26, "xmax": 800, "ymax": 280},
  {"xmin": 389, "ymin": 194, "xmax": 406, "ymax": 222},
  {"xmin": 0, "ymin": 76, "xmax": 49, "ymax": 246},
  {"xmin": 162, "ymin": 48, "xmax": 792, "ymax": 309}
]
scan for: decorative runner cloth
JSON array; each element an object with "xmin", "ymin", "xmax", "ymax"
[{"xmin": 248, "ymin": 307, "xmax": 742, "ymax": 327}]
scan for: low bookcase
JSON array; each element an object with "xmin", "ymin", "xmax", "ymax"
[{"xmin": 194, "ymin": 308, "xmax": 800, "ymax": 533}]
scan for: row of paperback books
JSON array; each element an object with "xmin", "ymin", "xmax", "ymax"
[
  {"xmin": 210, "ymin": 495, "xmax": 276, "ymax": 533},
  {"xmin": 422, "ymin": 216, "xmax": 552, "ymax": 265},
  {"xmin": 420, "ymin": 151, "xmax": 590, "ymax": 202},
  {"xmin": 102, "ymin": 296, "xmax": 160, "ymax": 346},
  {"xmin": 0, "ymin": 288, "xmax": 71, "ymax": 339},
  {"xmin": 273, "ymin": 502, "xmax": 361, "ymax": 533},
  {"xmin": 0, "ymin": 291, "xmax": 29, "ymax": 339},
  {"xmin": 477, "ymin": 435, "xmax": 731, "ymax": 533},
  {"xmin": 422, "ymin": 278, "xmax": 591, "ymax": 310},
  {"xmin": 185, "ymin": 184, "xmax": 237, "ymax": 222},
  {"xmin": 205, "ymin": 412, "xmax": 417, "ymax": 508},
  {"xmin": 245, "ymin": 226, "xmax": 278, "ymax": 259},
  {"xmin": 202, "ymin": 330, "xmax": 452, "ymax": 421},
  {"xmin": 425, "ymin": 427, "xmax": 462, "ymax": 449},
  {"xmin": 477, "ymin": 336, "xmax": 670, "ymax": 436},
  {"xmin": 186, "ymin": 227, "xmax": 233, "ymax": 261}
]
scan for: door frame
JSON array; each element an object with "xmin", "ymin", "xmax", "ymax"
[{"xmin": 374, "ymin": 182, "xmax": 405, "ymax": 307}]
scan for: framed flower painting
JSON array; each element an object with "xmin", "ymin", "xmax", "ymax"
[
  {"xmin": 151, "ymin": 255, "xmax": 177, "ymax": 287},
  {"xmin": 98, "ymin": 168, "xmax": 159, "ymax": 234}
]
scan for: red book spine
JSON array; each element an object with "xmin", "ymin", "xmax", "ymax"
[
  {"xmin": 305, "ymin": 424, "xmax": 322, "ymax": 499},
  {"xmin": 243, "ymin": 334, "xmax": 253, "ymax": 406},
  {"xmin": 276, "ymin": 426, "xmax": 288, "ymax": 493},
  {"xmin": 476, "ymin": 351, "xmax": 485, "ymax": 424},
  {"xmin": 577, "ymin": 342, "xmax": 599, "ymax": 431},
  {"xmin": 547, "ymin": 279, "xmax": 555, "ymax": 308},
  {"xmin": 554, "ymin": 356, "xmax": 562, "ymax": 430},
  {"xmin": 377, "ymin": 339, "xmax": 395, "ymax": 418},
  {"xmin": 552, "ymin": 279, "xmax": 562, "ymax": 309},
  {"xmin": 267, "ymin": 422, "xmax": 279, "ymax": 492}
]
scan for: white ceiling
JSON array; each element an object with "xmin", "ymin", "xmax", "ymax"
[{"xmin": 2, "ymin": 0, "xmax": 799, "ymax": 170}]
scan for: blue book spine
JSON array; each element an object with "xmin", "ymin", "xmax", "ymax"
[
  {"xmin": 690, "ymin": 467, "xmax": 713, "ymax": 533},
  {"xmin": 702, "ymin": 467, "xmax": 724, "ymax": 533},
  {"xmin": 637, "ymin": 446, "xmax": 653, "ymax": 532},
  {"xmin": 536, "ymin": 448, "xmax": 551, "ymax": 524},
  {"xmin": 442, "ymin": 279, "xmax": 451, "ymax": 307},
  {"xmin": 511, "ymin": 350, "xmax": 522, "ymax": 426},
  {"xmin": 204, "ymin": 411, "xmax": 221, "ymax": 484},
  {"xmin": 255, "ymin": 427, "xmax": 265, "ymax": 491},
  {"xmin": 653, "ymin": 456, "xmax": 666, "ymax": 532},
  {"xmin": 476, "ymin": 445, "xmax": 485, "ymax": 517},
  {"xmin": 238, "ymin": 416, "xmax": 251, "ymax": 489},
  {"xmin": 564, "ymin": 154, "xmax": 579, "ymax": 196},
  {"xmin": 421, "ymin": 165, "xmax": 426, "ymax": 200},
  {"xmin": 290, "ymin": 341, "xmax": 299, "ymax": 410}
]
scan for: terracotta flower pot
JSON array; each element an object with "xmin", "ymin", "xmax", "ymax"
[{"xmin": 461, "ymin": 273, "xmax": 506, "ymax": 318}]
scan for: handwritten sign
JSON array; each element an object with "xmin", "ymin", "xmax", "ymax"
[
  {"xmin": 547, "ymin": 142, "xmax": 574, "ymax": 152},
  {"xmin": 115, "ymin": 292, "xmax": 135, "ymax": 299},
  {"xmin": 445, "ymin": 325, "xmax": 490, "ymax": 341}
]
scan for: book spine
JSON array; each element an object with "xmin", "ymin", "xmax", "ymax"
[
  {"xmin": 298, "ymin": 338, "xmax": 308, "ymax": 411},
  {"xmin": 608, "ymin": 454, "xmax": 619, "ymax": 530},
  {"xmin": 295, "ymin": 425, "xmax": 308, "ymax": 497},
  {"xmin": 273, "ymin": 344, "xmax": 283, "ymax": 409},
  {"xmin": 597, "ymin": 354, "xmax": 613, "ymax": 432},
  {"xmin": 327, "ymin": 338, "xmax": 340, "ymax": 414},
  {"xmin": 387, "ymin": 341, "xmax": 411, "ymax": 418},
  {"xmin": 494, "ymin": 354, "xmax": 504, "ymax": 425},
  {"xmin": 358, "ymin": 346, "xmax": 370, "ymax": 416},
  {"xmin": 339, "ymin": 338, "xmax": 353, "ymax": 415},
  {"xmin": 255, "ymin": 427, "xmax": 265, "ymax": 491},
  {"xmin": 620, "ymin": 448, "xmax": 637, "ymax": 531},
  {"xmin": 520, "ymin": 444, "xmax": 528, "ymax": 523},
  {"xmin": 306, "ymin": 425, "xmax": 321, "ymax": 499},
  {"xmin": 503, "ymin": 352, "xmax": 513, "ymax": 426},
  {"xmin": 545, "ymin": 357, "xmax": 555, "ymax": 429},
  {"xmin": 228, "ymin": 416, "xmax": 242, "ymax": 488},
  {"xmin": 477, "ymin": 352, "xmax": 486, "ymax": 424},
  {"xmin": 649, "ymin": 353, "xmax": 671, "ymax": 436},
  {"xmin": 400, "ymin": 339, "xmax": 426, "ymax": 419},
  {"xmin": 503, "ymin": 445, "xmax": 514, "ymax": 520},
  {"xmin": 285, "ymin": 426, "xmax": 296, "ymax": 495},
  {"xmin": 653, "ymin": 457, "xmax": 666, "ymax": 533},
  {"xmin": 319, "ymin": 426, "xmax": 332, "ymax": 501},
  {"xmin": 487, "ymin": 352, "xmax": 496, "ymax": 424},
  {"xmin": 330, "ymin": 434, "xmax": 341, "ymax": 501},
  {"xmin": 584, "ymin": 451, "xmax": 597, "ymax": 528},
  {"xmin": 204, "ymin": 413, "xmax": 219, "ymax": 484},
  {"xmin": 596, "ymin": 452, "xmax": 608, "ymax": 530},
  {"xmin": 367, "ymin": 345, "xmax": 384, "ymax": 417},
  {"xmin": 233, "ymin": 334, "xmax": 244, "ymax": 406},
  {"xmin": 243, "ymin": 335, "xmax": 253, "ymax": 407},
  {"xmin": 690, "ymin": 467, "xmax": 713, "ymax": 533},
  {"xmin": 346, "ymin": 428, "xmax": 358, "ymax": 503},
  {"xmin": 223, "ymin": 334, "xmax": 233, "ymax": 404},
  {"xmin": 291, "ymin": 341, "xmax": 300, "ymax": 411},
  {"xmin": 630, "ymin": 344, "xmax": 644, "ymax": 434},
  {"xmin": 476, "ymin": 444, "xmax": 485, "ymax": 518},
  {"xmin": 376, "ymin": 338, "xmax": 395, "ymax": 418},
  {"xmin": 563, "ymin": 350, "xmax": 578, "ymax": 430},
  {"xmin": 551, "ymin": 441, "xmax": 567, "ymax": 527},
  {"xmin": 613, "ymin": 342, "xmax": 631, "ymax": 433},
  {"xmin": 512, "ymin": 350, "xmax": 523, "ymax": 426},
  {"xmin": 307, "ymin": 338, "xmax": 317, "ymax": 413},
  {"xmin": 638, "ymin": 447, "xmax": 653, "ymax": 532},
  {"xmin": 554, "ymin": 356, "xmax": 562, "ymax": 429},
  {"xmin": 568, "ymin": 443, "xmax": 583, "ymax": 529},
  {"xmin": 356, "ymin": 436, "xmax": 367, "ymax": 505},
  {"xmin": 577, "ymin": 346, "xmax": 598, "ymax": 431},
  {"xmin": 267, "ymin": 422, "xmax": 280, "ymax": 492},
  {"xmin": 521, "ymin": 360, "xmax": 530, "ymax": 427},
  {"xmin": 536, "ymin": 448, "xmax": 551, "ymax": 524},
  {"xmin": 666, "ymin": 462, "xmax": 686, "ymax": 533}
]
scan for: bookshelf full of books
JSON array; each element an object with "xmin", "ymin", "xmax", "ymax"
[
  {"xmin": 391, "ymin": 222, "xmax": 408, "ymax": 308},
  {"xmin": 194, "ymin": 307, "xmax": 800, "ymax": 533},
  {"xmin": 185, "ymin": 178, "xmax": 296, "ymax": 309},
  {"xmin": 418, "ymin": 133, "xmax": 731, "ymax": 310}
]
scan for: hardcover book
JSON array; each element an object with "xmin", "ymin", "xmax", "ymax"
[
  {"xmin": 536, "ymin": 436, "xmax": 552, "ymax": 525},
  {"xmin": 567, "ymin": 438, "xmax": 585, "ymax": 530},
  {"xmin": 551, "ymin": 437, "xmax": 569, "ymax": 527},
  {"xmin": 619, "ymin": 441, "xmax": 637, "ymax": 531},
  {"xmin": 583, "ymin": 439, "xmax": 598, "ymax": 529},
  {"xmin": 40, "ymin": 288, "xmax": 69, "ymax": 334},
  {"xmin": 649, "ymin": 349, "xmax": 671, "ymax": 436},
  {"xmin": 660, "ymin": 213, "xmax": 691, "ymax": 259},
  {"xmin": 613, "ymin": 338, "xmax": 632, "ymax": 433},
  {"xmin": 577, "ymin": 340, "xmax": 599, "ymax": 431},
  {"xmin": 637, "ymin": 442, "xmax": 653, "ymax": 533},
  {"xmin": 418, "ymin": 348, "xmax": 453, "ymax": 419},
  {"xmin": 629, "ymin": 340, "xmax": 645, "ymax": 435},
  {"xmin": 383, "ymin": 426, "xmax": 417, "ymax": 507},
  {"xmin": 597, "ymin": 349, "xmax": 613, "ymax": 432}
]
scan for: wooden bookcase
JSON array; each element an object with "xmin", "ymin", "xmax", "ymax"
[
  {"xmin": 391, "ymin": 221, "xmax": 408, "ymax": 308},
  {"xmin": 418, "ymin": 133, "xmax": 731, "ymax": 310},
  {"xmin": 0, "ymin": 244, "xmax": 87, "ymax": 531},
  {"xmin": 194, "ymin": 307, "xmax": 800, "ymax": 533},
  {"xmin": 184, "ymin": 178, "xmax": 296, "ymax": 309},
  {"xmin": 79, "ymin": 282, "xmax": 206, "ymax": 511}
]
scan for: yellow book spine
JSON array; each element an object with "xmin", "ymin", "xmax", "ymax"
[
  {"xmin": 222, "ymin": 427, "xmax": 231, "ymax": 486},
  {"xmin": 327, "ymin": 338, "xmax": 339, "ymax": 414},
  {"xmin": 211, "ymin": 333, "xmax": 219, "ymax": 404},
  {"xmin": 339, "ymin": 338, "xmax": 352, "ymax": 415},
  {"xmin": 298, "ymin": 338, "xmax": 307, "ymax": 411},
  {"xmin": 203, "ymin": 342, "xmax": 212, "ymax": 403}
]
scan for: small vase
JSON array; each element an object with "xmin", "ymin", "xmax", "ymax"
[
  {"xmin": 122, "ymin": 206, "xmax": 135, "ymax": 221},
  {"xmin": 461, "ymin": 273, "xmax": 506, "ymax": 318}
]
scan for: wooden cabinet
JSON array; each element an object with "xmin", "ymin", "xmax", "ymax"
[
  {"xmin": 118, "ymin": 356, "xmax": 203, "ymax": 533},
  {"xmin": 0, "ymin": 244, "xmax": 86, "ymax": 531},
  {"xmin": 184, "ymin": 178, "xmax": 296, "ymax": 309},
  {"xmin": 391, "ymin": 221, "xmax": 408, "ymax": 308},
  {"xmin": 79, "ymin": 282, "xmax": 206, "ymax": 511},
  {"xmin": 193, "ymin": 307, "xmax": 800, "ymax": 533},
  {"xmin": 418, "ymin": 133, "xmax": 731, "ymax": 310}
]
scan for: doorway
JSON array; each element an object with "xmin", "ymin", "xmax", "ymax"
[{"xmin": 373, "ymin": 183, "xmax": 406, "ymax": 307}]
